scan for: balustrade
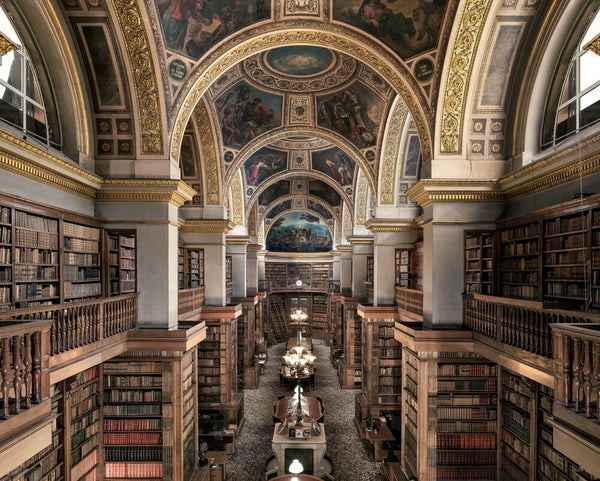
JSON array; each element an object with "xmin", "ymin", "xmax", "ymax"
[
  {"xmin": 0, "ymin": 294, "xmax": 137, "ymax": 356},
  {"xmin": 178, "ymin": 286, "xmax": 205, "ymax": 317},
  {"xmin": 463, "ymin": 293, "xmax": 600, "ymax": 359},
  {"xmin": 394, "ymin": 286, "xmax": 423, "ymax": 321}
]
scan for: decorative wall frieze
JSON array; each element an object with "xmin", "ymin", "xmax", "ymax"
[
  {"xmin": 346, "ymin": 235, "xmax": 373, "ymax": 246},
  {"xmin": 364, "ymin": 219, "xmax": 420, "ymax": 233},
  {"xmin": 226, "ymin": 235, "xmax": 252, "ymax": 245},
  {"xmin": 406, "ymin": 180, "xmax": 504, "ymax": 207},
  {"xmin": 180, "ymin": 219, "xmax": 235, "ymax": 233},
  {"xmin": 355, "ymin": 174, "xmax": 369, "ymax": 225},
  {"xmin": 111, "ymin": 0, "xmax": 163, "ymax": 154},
  {"xmin": 440, "ymin": 0, "xmax": 493, "ymax": 154},
  {"xmin": 97, "ymin": 179, "xmax": 195, "ymax": 206},
  {"xmin": 379, "ymin": 99, "xmax": 409, "ymax": 204},
  {"xmin": 231, "ymin": 172, "xmax": 244, "ymax": 226},
  {"xmin": 193, "ymin": 101, "xmax": 221, "ymax": 205}
]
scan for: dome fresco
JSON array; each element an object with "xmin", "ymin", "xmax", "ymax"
[
  {"xmin": 267, "ymin": 46, "xmax": 334, "ymax": 76},
  {"xmin": 266, "ymin": 211, "xmax": 333, "ymax": 253}
]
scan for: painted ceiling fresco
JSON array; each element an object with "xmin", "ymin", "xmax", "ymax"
[
  {"xmin": 268, "ymin": 46, "xmax": 334, "ymax": 76},
  {"xmin": 311, "ymin": 147, "xmax": 355, "ymax": 187},
  {"xmin": 306, "ymin": 199, "xmax": 333, "ymax": 220},
  {"xmin": 258, "ymin": 179, "xmax": 290, "ymax": 207},
  {"xmin": 266, "ymin": 200, "xmax": 292, "ymax": 219},
  {"xmin": 243, "ymin": 147, "xmax": 287, "ymax": 187},
  {"xmin": 309, "ymin": 179, "xmax": 342, "ymax": 207},
  {"xmin": 266, "ymin": 211, "xmax": 333, "ymax": 253},
  {"xmin": 333, "ymin": 0, "xmax": 448, "ymax": 59}
]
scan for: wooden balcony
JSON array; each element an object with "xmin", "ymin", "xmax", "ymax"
[
  {"xmin": 551, "ymin": 323, "xmax": 600, "ymax": 478},
  {"xmin": 178, "ymin": 286, "xmax": 205, "ymax": 321},
  {"xmin": 394, "ymin": 286, "xmax": 423, "ymax": 322}
]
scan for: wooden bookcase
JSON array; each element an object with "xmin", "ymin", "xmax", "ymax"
[
  {"xmin": 178, "ymin": 247, "xmax": 184, "ymax": 290},
  {"xmin": 67, "ymin": 366, "xmax": 101, "ymax": 481},
  {"xmin": 429, "ymin": 354, "xmax": 497, "ymax": 481},
  {"xmin": 63, "ymin": 222, "xmax": 102, "ymax": 302},
  {"xmin": 464, "ymin": 231, "xmax": 495, "ymax": 295},
  {"xmin": 186, "ymin": 249, "xmax": 204, "ymax": 288},
  {"xmin": 102, "ymin": 358, "xmax": 168, "ymax": 480},
  {"xmin": 402, "ymin": 348, "xmax": 419, "ymax": 479},
  {"xmin": 337, "ymin": 299, "xmax": 363, "ymax": 389},
  {"xmin": 225, "ymin": 255, "xmax": 232, "ymax": 304},
  {"xmin": 499, "ymin": 368, "xmax": 534, "ymax": 481},
  {"xmin": 412, "ymin": 242, "xmax": 423, "ymax": 291},
  {"xmin": 394, "ymin": 249, "xmax": 411, "ymax": 288},
  {"xmin": 182, "ymin": 349, "xmax": 198, "ymax": 481},
  {"xmin": 107, "ymin": 232, "xmax": 136, "ymax": 296},
  {"xmin": 311, "ymin": 293, "xmax": 329, "ymax": 333}
]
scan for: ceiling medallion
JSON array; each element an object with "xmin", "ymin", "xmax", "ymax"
[{"xmin": 242, "ymin": 49, "xmax": 357, "ymax": 93}]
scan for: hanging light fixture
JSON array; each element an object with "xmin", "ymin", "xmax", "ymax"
[{"xmin": 289, "ymin": 459, "xmax": 304, "ymax": 474}]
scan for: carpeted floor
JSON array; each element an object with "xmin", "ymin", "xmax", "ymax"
[{"xmin": 225, "ymin": 339, "xmax": 387, "ymax": 480}]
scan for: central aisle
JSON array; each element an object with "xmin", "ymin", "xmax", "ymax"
[{"xmin": 225, "ymin": 339, "xmax": 387, "ymax": 480}]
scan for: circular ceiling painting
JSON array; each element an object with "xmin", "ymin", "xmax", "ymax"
[{"xmin": 268, "ymin": 46, "xmax": 334, "ymax": 76}]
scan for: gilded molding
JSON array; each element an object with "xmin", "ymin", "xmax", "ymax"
[
  {"xmin": 584, "ymin": 33, "xmax": 600, "ymax": 56},
  {"xmin": 0, "ymin": 32, "xmax": 18, "ymax": 56},
  {"xmin": 111, "ymin": 0, "xmax": 163, "ymax": 154},
  {"xmin": 98, "ymin": 180, "xmax": 194, "ymax": 206},
  {"xmin": 380, "ymin": 99, "xmax": 409, "ymax": 204},
  {"xmin": 226, "ymin": 235, "xmax": 251, "ymax": 245},
  {"xmin": 407, "ymin": 180, "xmax": 504, "ymax": 207},
  {"xmin": 194, "ymin": 101, "xmax": 221, "ymax": 205},
  {"xmin": 180, "ymin": 219, "xmax": 235, "ymax": 233},
  {"xmin": 364, "ymin": 219, "xmax": 420, "ymax": 233},
  {"xmin": 347, "ymin": 235, "xmax": 374, "ymax": 245},
  {"xmin": 342, "ymin": 204, "xmax": 351, "ymax": 240},
  {"xmin": 0, "ymin": 149, "xmax": 97, "ymax": 199},
  {"xmin": 356, "ymin": 174, "xmax": 368, "ymax": 225},
  {"xmin": 231, "ymin": 173, "xmax": 244, "ymax": 226},
  {"xmin": 336, "ymin": 244, "xmax": 352, "ymax": 253},
  {"xmin": 171, "ymin": 22, "xmax": 432, "ymax": 167},
  {"xmin": 440, "ymin": 0, "xmax": 492, "ymax": 154}
]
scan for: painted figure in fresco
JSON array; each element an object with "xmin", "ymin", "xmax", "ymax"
[
  {"xmin": 246, "ymin": 151, "xmax": 285, "ymax": 185},
  {"xmin": 324, "ymin": 158, "xmax": 343, "ymax": 184},
  {"xmin": 241, "ymin": 97, "xmax": 275, "ymax": 142},
  {"xmin": 358, "ymin": 0, "xmax": 392, "ymax": 35},
  {"xmin": 160, "ymin": 0, "xmax": 195, "ymax": 50}
]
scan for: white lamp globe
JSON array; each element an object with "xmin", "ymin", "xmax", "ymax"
[{"xmin": 289, "ymin": 459, "xmax": 304, "ymax": 474}]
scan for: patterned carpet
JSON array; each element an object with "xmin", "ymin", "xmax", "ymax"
[{"xmin": 225, "ymin": 339, "xmax": 387, "ymax": 480}]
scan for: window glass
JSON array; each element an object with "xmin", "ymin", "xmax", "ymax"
[
  {"xmin": 0, "ymin": 51, "xmax": 22, "ymax": 90},
  {"xmin": 26, "ymin": 63, "xmax": 42, "ymax": 104},
  {"xmin": 580, "ymin": 50, "xmax": 600, "ymax": 92},
  {"xmin": 559, "ymin": 62, "xmax": 576, "ymax": 104}
]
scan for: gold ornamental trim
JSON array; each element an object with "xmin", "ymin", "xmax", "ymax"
[
  {"xmin": 247, "ymin": 243, "xmax": 263, "ymax": 252},
  {"xmin": 407, "ymin": 180, "xmax": 504, "ymax": 207},
  {"xmin": 364, "ymin": 219, "xmax": 420, "ymax": 233},
  {"xmin": 380, "ymin": 99, "xmax": 409, "ymax": 204},
  {"xmin": 336, "ymin": 244, "xmax": 353, "ymax": 253},
  {"xmin": 355, "ymin": 174, "xmax": 369, "ymax": 225},
  {"xmin": 226, "ymin": 235, "xmax": 252, "ymax": 246},
  {"xmin": 0, "ymin": 32, "xmax": 18, "ymax": 56},
  {"xmin": 584, "ymin": 33, "xmax": 600, "ymax": 56},
  {"xmin": 97, "ymin": 180, "xmax": 194, "ymax": 207},
  {"xmin": 0, "ymin": 147, "xmax": 98, "ymax": 199},
  {"xmin": 231, "ymin": 172, "xmax": 244, "ymax": 226},
  {"xmin": 347, "ymin": 235, "xmax": 374, "ymax": 245},
  {"xmin": 180, "ymin": 219, "xmax": 235, "ymax": 233},
  {"xmin": 440, "ymin": 0, "xmax": 492, "ymax": 154},
  {"xmin": 194, "ymin": 102, "xmax": 220, "ymax": 205},
  {"xmin": 111, "ymin": 0, "xmax": 163, "ymax": 154}
]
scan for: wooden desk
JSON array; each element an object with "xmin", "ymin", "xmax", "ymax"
[
  {"xmin": 271, "ymin": 422, "xmax": 326, "ymax": 477},
  {"xmin": 280, "ymin": 366, "xmax": 315, "ymax": 390},
  {"xmin": 384, "ymin": 461, "xmax": 407, "ymax": 481},
  {"xmin": 273, "ymin": 396, "xmax": 322, "ymax": 423},
  {"xmin": 365, "ymin": 422, "xmax": 396, "ymax": 460}
]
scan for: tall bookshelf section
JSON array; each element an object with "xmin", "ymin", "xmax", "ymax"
[
  {"xmin": 543, "ymin": 212, "xmax": 588, "ymax": 307},
  {"xmin": 499, "ymin": 368, "xmax": 534, "ymax": 481},
  {"xmin": 178, "ymin": 247, "xmax": 184, "ymax": 290},
  {"xmin": 67, "ymin": 366, "xmax": 101, "ymax": 481},
  {"xmin": 412, "ymin": 242, "xmax": 423, "ymax": 291},
  {"xmin": 338, "ymin": 300, "xmax": 362, "ymax": 389},
  {"xmin": 225, "ymin": 255, "xmax": 232, "ymax": 303},
  {"xmin": 537, "ymin": 385, "xmax": 579, "ymax": 481},
  {"xmin": 402, "ymin": 348, "xmax": 419, "ymax": 478},
  {"xmin": 464, "ymin": 231, "xmax": 495, "ymax": 295},
  {"xmin": 14, "ymin": 209, "xmax": 59, "ymax": 308},
  {"xmin": 311, "ymin": 293, "xmax": 329, "ymax": 333},
  {"xmin": 499, "ymin": 221, "xmax": 540, "ymax": 300},
  {"xmin": 0, "ymin": 205, "xmax": 11, "ymax": 310},
  {"xmin": 103, "ymin": 358, "xmax": 170, "ymax": 481},
  {"xmin": 186, "ymin": 249, "xmax": 204, "ymax": 288},
  {"xmin": 107, "ymin": 232, "xmax": 136, "ymax": 296},
  {"xmin": 395, "ymin": 249, "xmax": 411, "ymax": 288},
  {"xmin": 593, "ymin": 209, "xmax": 600, "ymax": 307},
  {"xmin": 428, "ymin": 354, "xmax": 498, "ymax": 481},
  {"xmin": 182, "ymin": 349, "xmax": 197, "ymax": 481},
  {"xmin": 63, "ymin": 222, "xmax": 101, "ymax": 302}
]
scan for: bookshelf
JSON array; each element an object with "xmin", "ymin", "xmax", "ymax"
[
  {"xmin": 63, "ymin": 222, "xmax": 101, "ymax": 302},
  {"xmin": 402, "ymin": 348, "xmax": 418, "ymax": 478},
  {"xmin": 394, "ymin": 249, "xmax": 411, "ymax": 288},
  {"xmin": 225, "ymin": 255, "xmax": 232, "ymax": 304},
  {"xmin": 0, "ymin": 205, "xmax": 11, "ymax": 310},
  {"xmin": 311, "ymin": 293, "xmax": 329, "ymax": 333},
  {"xmin": 67, "ymin": 366, "xmax": 101, "ymax": 481},
  {"xmin": 107, "ymin": 232, "xmax": 136, "ymax": 296},
  {"xmin": 13, "ymin": 209, "xmax": 60, "ymax": 308},
  {"xmin": 464, "ymin": 231, "xmax": 495, "ymax": 295},
  {"xmin": 536, "ymin": 384, "xmax": 579, "ymax": 481},
  {"xmin": 499, "ymin": 368, "xmax": 534, "ymax": 481},
  {"xmin": 182, "ymin": 349, "xmax": 197, "ymax": 481},
  {"xmin": 186, "ymin": 249, "xmax": 204, "ymax": 288},
  {"xmin": 265, "ymin": 262, "xmax": 333, "ymax": 289},
  {"xmin": 412, "ymin": 242, "xmax": 423, "ymax": 291},
  {"xmin": 178, "ymin": 247, "xmax": 184, "ymax": 290},
  {"xmin": 103, "ymin": 359, "xmax": 165, "ymax": 481},
  {"xmin": 430, "ymin": 354, "xmax": 498, "ymax": 481}
]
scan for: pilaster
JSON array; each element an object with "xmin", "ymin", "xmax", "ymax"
[
  {"xmin": 246, "ymin": 243, "xmax": 262, "ymax": 293},
  {"xmin": 347, "ymin": 236, "xmax": 374, "ymax": 299},
  {"xmin": 227, "ymin": 236, "xmax": 251, "ymax": 298},
  {"xmin": 336, "ymin": 244, "xmax": 353, "ymax": 294}
]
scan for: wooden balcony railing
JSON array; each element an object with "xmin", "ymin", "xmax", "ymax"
[
  {"xmin": 395, "ymin": 286, "xmax": 423, "ymax": 322},
  {"xmin": 0, "ymin": 294, "xmax": 138, "ymax": 356},
  {"xmin": 178, "ymin": 286, "xmax": 205, "ymax": 319},
  {"xmin": 0, "ymin": 320, "xmax": 52, "ymax": 419},
  {"xmin": 463, "ymin": 293, "xmax": 599, "ymax": 359}
]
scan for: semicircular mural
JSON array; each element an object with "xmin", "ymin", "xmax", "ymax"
[
  {"xmin": 266, "ymin": 211, "xmax": 332, "ymax": 253},
  {"xmin": 267, "ymin": 46, "xmax": 334, "ymax": 76}
]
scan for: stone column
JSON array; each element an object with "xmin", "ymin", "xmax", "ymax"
[
  {"xmin": 347, "ymin": 236, "xmax": 374, "ymax": 299},
  {"xmin": 365, "ymin": 219, "xmax": 420, "ymax": 306},
  {"xmin": 337, "ymin": 245, "xmax": 353, "ymax": 294},
  {"xmin": 246, "ymin": 244, "xmax": 261, "ymax": 293},
  {"xmin": 257, "ymin": 249, "xmax": 268, "ymax": 289},
  {"xmin": 331, "ymin": 250, "xmax": 341, "ymax": 292},
  {"xmin": 227, "ymin": 236, "xmax": 250, "ymax": 298},
  {"xmin": 96, "ymin": 180, "xmax": 194, "ymax": 329},
  {"xmin": 180, "ymin": 219, "xmax": 235, "ymax": 306}
]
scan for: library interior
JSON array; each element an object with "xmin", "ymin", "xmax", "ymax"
[{"xmin": 0, "ymin": 0, "xmax": 600, "ymax": 480}]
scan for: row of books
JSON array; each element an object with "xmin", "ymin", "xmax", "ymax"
[
  {"xmin": 0, "ymin": 286, "xmax": 10, "ymax": 302},
  {"xmin": 438, "ymin": 364, "xmax": 497, "ymax": 377},
  {"xmin": 15, "ymin": 211, "xmax": 58, "ymax": 232},
  {"xmin": 103, "ymin": 389, "xmax": 162, "ymax": 403},
  {"xmin": 501, "ymin": 224, "xmax": 539, "ymax": 241},
  {"xmin": 103, "ymin": 432, "xmax": 162, "ymax": 445},
  {"xmin": 0, "ymin": 206, "xmax": 9, "ymax": 224},
  {"xmin": 15, "ymin": 229, "xmax": 58, "ymax": 249},
  {"xmin": 69, "ymin": 382, "xmax": 98, "ymax": 405},
  {"xmin": 435, "ymin": 433, "xmax": 496, "ymax": 450},
  {"xmin": 64, "ymin": 266, "xmax": 100, "ymax": 281},
  {"xmin": 0, "ymin": 246, "xmax": 10, "ymax": 263},
  {"xmin": 64, "ymin": 223, "xmax": 100, "ymax": 240},
  {"xmin": 545, "ymin": 233, "xmax": 586, "ymax": 250},
  {"xmin": 103, "ymin": 404, "xmax": 162, "ymax": 416},
  {"xmin": 104, "ymin": 361, "xmax": 162, "ymax": 373},
  {"xmin": 434, "ymin": 449, "xmax": 496, "ymax": 466},
  {"xmin": 438, "ymin": 379, "xmax": 497, "ymax": 392},
  {"xmin": 437, "ymin": 394, "xmax": 497, "ymax": 406},
  {"xmin": 104, "ymin": 375, "xmax": 162, "ymax": 387},
  {"xmin": 64, "ymin": 238, "xmax": 99, "ymax": 253},
  {"xmin": 15, "ymin": 248, "xmax": 59, "ymax": 264},
  {"xmin": 14, "ymin": 265, "xmax": 58, "ymax": 281},
  {"xmin": 71, "ymin": 449, "xmax": 97, "ymax": 481},
  {"xmin": 64, "ymin": 282, "xmax": 102, "ymax": 298},
  {"xmin": 63, "ymin": 252, "xmax": 100, "ymax": 266},
  {"xmin": 545, "ymin": 214, "xmax": 587, "ymax": 234},
  {"xmin": 546, "ymin": 250, "xmax": 585, "ymax": 265},
  {"xmin": 104, "ymin": 417, "xmax": 162, "ymax": 431},
  {"xmin": 71, "ymin": 397, "xmax": 98, "ymax": 420},
  {"xmin": 437, "ymin": 406, "xmax": 497, "ymax": 420},
  {"xmin": 104, "ymin": 462, "xmax": 162, "ymax": 479},
  {"xmin": 104, "ymin": 446, "xmax": 162, "ymax": 461},
  {"xmin": 437, "ymin": 420, "xmax": 497, "ymax": 433},
  {"xmin": 501, "ymin": 241, "xmax": 538, "ymax": 256},
  {"xmin": 0, "ymin": 226, "xmax": 10, "ymax": 243},
  {"xmin": 15, "ymin": 283, "xmax": 57, "ymax": 300},
  {"xmin": 436, "ymin": 465, "xmax": 496, "ymax": 480}
]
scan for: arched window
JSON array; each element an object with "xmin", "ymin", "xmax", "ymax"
[
  {"xmin": 0, "ymin": 7, "xmax": 53, "ymax": 146},
  {"xmin": 549, "ymin": 11, "xmax": 600, "ymax": 146}
]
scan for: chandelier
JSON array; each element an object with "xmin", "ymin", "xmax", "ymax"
[{"xmin": 290, "ymin": 307, "xmax": 308, "ymax": 324}]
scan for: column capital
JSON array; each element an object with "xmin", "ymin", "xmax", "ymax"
[
  {"xmin": 180, "ymin": 219, "xmax": 235, "ymax": 233},
  {"xmin": 226, "ymin": 235, "xmax": 252, "ymax": 246},
  {"xmin": 364, "ymin": 218, "xmax": 420, "ymax": 233},
  {"xmin": 336, "ymin": 244, "xmax": 353, "ymax": 253},
  {"xmin": 98, "ymin": 179, "xmax": 195, "ymax": 207},
  {"xmin": 247, "ymin": 243, "xmax": 263, "ymax": 252},
  {"xmin": 406, "ymin": 179, "xmax": 504, "ymax": 208},
  {"xmin": 346, "ymin": 235, "xmax": 373, "ymax": 246}
]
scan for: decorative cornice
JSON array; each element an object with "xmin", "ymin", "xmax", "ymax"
[
  {"xmin": 584, "ymin": 33, "xmax": 600, "ymax": 56},
  {"xmin": 111, "ymin": 0, "xmax": 163, "ymax": 154},
  {"xmin": 364, "ymin": 219, "xmax": 420, "ymax": 233},
  {"xmin": 247, "ymin": 243, "xmax": 263, "ymax": 252},
  {"xmin": 336, "ymin": 244, "xmax": 353, "ymax": 253},
  {"xmin": 226, "ymin": 235, "xmax": 252, "ymax": 246},
  {"xmin": 180, "ymin": 219, "xmax": 235, "ymax": 233},
  {"xmin": 346, "ymin": 235, "xmax": 374, "ymax": 245},
  {"xmin": 97, "ymin": 180, "xmax": 194, "ymax": 206},
  {"xmin": 0, "ymin": 32, "xmax": 18, "ymax": 56},
  {"xmin": 440, "ymin": 0, "xmax": 492, "ymax": 154},
  {"xmin": 407, "ymin": 180, "xmax": 504, "ymax": 207}
]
